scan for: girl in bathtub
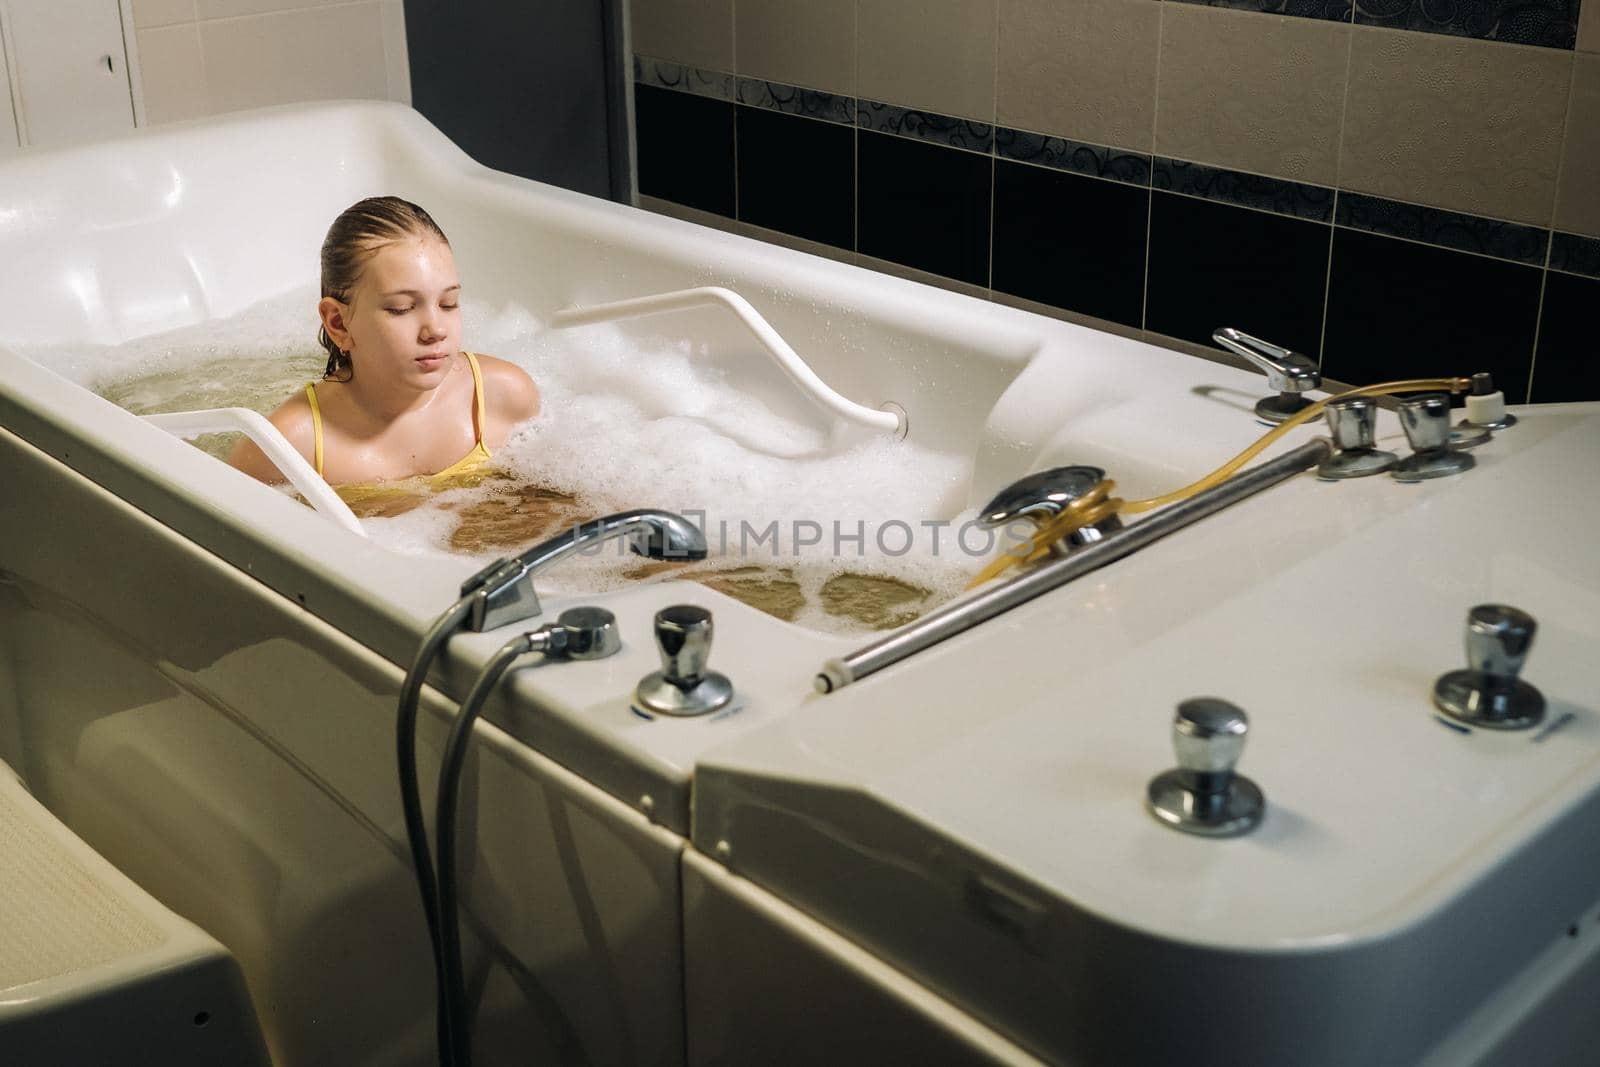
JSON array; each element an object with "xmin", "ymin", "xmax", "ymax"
[{"xmin": 229, "ymin": 196, "xmax": 539, "ymax": 497}]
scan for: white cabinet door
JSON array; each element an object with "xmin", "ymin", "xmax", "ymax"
[{"xmin": 2, "ymin": 0, "xmax": 134, "ymax": 147}]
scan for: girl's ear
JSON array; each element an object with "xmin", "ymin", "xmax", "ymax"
[{"xmin": 318, "ymin": 296, "xmax": 352, "ymax": 351}]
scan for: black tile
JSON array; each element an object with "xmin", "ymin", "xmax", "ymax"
[
  {"xmin": 1153, "ymin": 158, "xmax": 1334, "ymax": 223},
  {"xmin": 995, "ymin": 128, "xmax": 1150, "ymax": 187},
  {"xmin": 1145, "ymin": 192, "xmax": 1330, "ymax": 357},
  {"xmin": 856, "ymin": 100, "xmax": 995, "ymax": 152},
  {"xmin": 1335, "ymin": 193, "xmax": 1548, "ymax": 266},
  {"xmin": 857, "ymin": 130, "xmax": 993, "ymax": 287},
  {"xmin": 736, "ymin": 106, "xmax": 854, "ymax": 250},
  {"xmin": 992, "ymin": 159, "xmax": 1149, "ymax": 328},
  {"xmin": 736, "ymin": 78, "xmax": 853, "ymax": 124},
  {"xmin": 1531, "ymin": 270, "xmax": 1600, "ymax": 403},
  {"xmin": 1167, "ymin": 0, "xmax": 1353, "ymax": 20},
  {"xmin": 1322, "ymin": 228, "xmax": 1541, "ymax": 403},
  {"xmin": 1551, "ymin": 231, "xmax": 1600, "ymax": 279},
  {"xmin": 1353, "ymin": 0, "xmax": 1577, "ymax": 49},
  {"xmin": 634, "ymin": 84, "xmax": 735, "ymax": 217}
]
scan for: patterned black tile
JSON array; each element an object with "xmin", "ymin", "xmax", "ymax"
[
  {"xmin": 633, "ymin": 84, "xmax": 736, "ymax": 217},
  {"xmin": 1531, "ymin": 270, "xmax": 1600, "ymax": 402},
  {"xmin": 1323, "ymin": 227, "xmax": 1541, "ymax": 403},
  {"xmin": 1335, "ymin": 192, "xmax": 1550, "ymax": 265},
  {"xmin": 735, "ymin": 78, "xmax": 855, "ymax": 125},
  {"xmin": 736, "ymin": 106, "xmax": 854, "ymax": 250},
  {"xmin": 994, "ymin": 128, "xmax": 1151, "ymax": 187},
  {"xmin": 1153, "ymin": 158, "xmax": 1335, "ymax": 222},
  {"xmin": 1353, "ymin": 0, "xmax": 1577, "ymax": 49},
  {"xmin": 633, "ymin": 55, "xmax": 735, "ymax": 101},
  {"xmin": 1550, "ymin": 231, "xmax": 1600, "ymax": 279},
  {"xmin": 856, "ymin": 100, "xmax": 994, "ymax": 153},
  {"xmin": 1146, "ymin": 192, "xmax": 1331, "ymax": 357},
  {"xmin": 858, "ymin": 130, "xmax": 993, "ymax": 287},
  {"xmin": 992, "ymin": 159, "xmax": 1150, "ymax": 328},
  {"xmin": 1167, "ymin": 0, "xmax": 1354, "ymax": 21}
]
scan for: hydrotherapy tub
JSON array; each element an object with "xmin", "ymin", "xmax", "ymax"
[{"xmin": 1, "ymin": 100, "xmax": 1597, "ymax": 1066}]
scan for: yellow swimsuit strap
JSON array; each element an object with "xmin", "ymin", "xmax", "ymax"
[
  {"xmin": 462, "ymin": 350, "xmax": 489, "ymax": 455},
  {"xmin": 304, "ymin": 382, "xmax": 324, "ymax": 476}
]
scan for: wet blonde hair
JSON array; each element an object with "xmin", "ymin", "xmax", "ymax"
[{"xmin": 317, "ymin": 196, "xmax": 449, "ymax": 381}]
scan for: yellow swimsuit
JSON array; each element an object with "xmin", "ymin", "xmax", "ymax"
[{"xmin": 306, "ymin": 351, "xmax": 495, "ymax": 511}]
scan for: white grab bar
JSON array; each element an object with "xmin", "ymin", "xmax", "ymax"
[
  {"xmin": 547, "ymin": 286, "xmax": 907, "ymax": 437},
  {"xmin": 143, "ymin": 407, "xmax": 367, "ymax": 537}
]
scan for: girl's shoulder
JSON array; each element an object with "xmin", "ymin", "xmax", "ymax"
[{"xmin": 468, "ymin": 351, "xmax": 539, "ymax": 422}]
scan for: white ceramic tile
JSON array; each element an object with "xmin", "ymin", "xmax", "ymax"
[
  {"xmin": 136, "ymin": 23, "xmax": 210, "ymax": 124},
  {"xmin": 134, "ymin": 0, "xmax": 198, "ymax": 29},
  {"xmin": 200, "ymin": 3, "xmax": 392, "ymax": 114}
]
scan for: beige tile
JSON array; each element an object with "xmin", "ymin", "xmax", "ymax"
[
  {"xmin": 1556, "ymin": 53, "xmax": 1600, "ymax": 237},
  {"xmin": 735, "ymin": 0, "xmax": 854, "ymax": 95},
  {"xmin": 136, "ymin": 24, "xmax": 210, "ymax": 124},
  {"xmin": 1341, "ymin": 27, "xmax": 1570, "ymax": 226},
  {"xmin": 134, "ymin": 0, "xmax": 196, "ymax": 29},
  {"xmin": 197, "ymin": 0, "xmax": 341, "ymax": 18},
  {"xmin": 1580, "ymin": 0, "xmax": 1599, "ymax": 52},
  {"xmin": 997, "ymin": 0, "xmax": 1159, "ymax": 152},
  {"xmin": 630, "ymin": 0, "xmax": 733, "ymax": 72},
  {"xmin": 200, "ymin": 4, "xmax": 390, "ymax": 114},
  {"xmin": 1155, "ymin": 5, "xmax": 1348, "ymax": 186},
  {"xmin": 858, "ymin": 0, "xmax": 997, "ymax": 122},
  {"xmin": 381, "ymin": 0, "xmax": 410, "ymax": 105}
]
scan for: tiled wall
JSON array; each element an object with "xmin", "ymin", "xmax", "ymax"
[
  {"xmin": 131, "ymin": 0, "xmax": 410, "ymax": 125},
  {"xmin": 630, "ymin": 0, "xmax": 1600, "ymax": 404}
]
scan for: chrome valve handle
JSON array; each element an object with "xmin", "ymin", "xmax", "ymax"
[
  {"xmin": 977, "ymin": 465, "xmax": 1123, "ymax": 551},
  {"xmin": 1434, "ymin": 605, "xmax": 1545, "ymax": 729},
  {"xmin": 1146, "ymin": 697, "xmax": 1265, "ymax": 836},
  {"xmin": 656, "ymin": 605, "xmax": 713, "ymax": 685},
  {"xmin": 1213, "ymin": 327, "xmax": 1321, "ymax": 425},
  {"xmin": 1318, "ymin": 396, "xmax": 1397, "ymax": 479},
  {"xmin": 633, "ymin": 605, "xmax": 736, "ymax": 718},
  {"xmin": 547, "ymin": 606, "xmax": 622, "ymax": 660},
  {"xmin": 1394, "ymin": 394, "xmax": 1474, "ymax": 481}
]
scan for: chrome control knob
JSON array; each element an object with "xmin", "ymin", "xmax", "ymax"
[
  {"xmin": 1318, "ymin": 396, "xmax": 1397, "ymax": 479},
  {"xmin": 1393, "ymin": 394, "xmax": 1474, "ymax": 481},
  {"xmin": 977, "ymin": 465, "xmax": 1123, "ymax": 551},
  {"xmin": 633, "ymin": 605, "xmax": 735, "ymax": 717},
  {"xmin": 1434, "ymin": 604, "xmax": 1546, "ymax": 730},
  {"xmin": 1146, "ymin": 698, "xmax": 1265, "ymax": 837},
  {"xmin": 551, "ymin": 606, "xmax": 621, "ymax": 659}
]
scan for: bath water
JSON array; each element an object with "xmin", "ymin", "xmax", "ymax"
[{"xmin": 33, "ymin": 288, "xmax": 992, "ymax": 634}]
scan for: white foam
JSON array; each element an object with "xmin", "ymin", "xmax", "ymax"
[{"xmin": 32, "ymin": 287, "xmax": 993, "ymax": 633}]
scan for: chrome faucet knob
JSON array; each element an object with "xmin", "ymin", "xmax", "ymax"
[
  {"xmin": 1327, "ymin": 396, "xmax": 1378, "ymax": 450},
  {"xmin": 1434, "ymin": 605, "xmax": 1545, "ymax": 729},
  {"xmin": 977, "ymin": 466, "xmax": 1123, "ymax": 551},
  {"xmin": 633, "ymin": 605, "xmax": 736, "ymax": 718},
  {"xmin": 1318, "ymin": 396, "xmax": 1397, "ymax": 479},
  {"xmin": 656, "ymin": 605, "xmax": 713, "ymax": 684},
  {"xmin": 1146, "ymin": 697, "xmax": 1265, "ymax": 836},
  {"xmin": 1393, "ymin": 394, "xmax": 1474, "ymax": 481},
  {"xmin": 1213, "ymin": 327, "xmax": 1321, "ymax": 425},
  {"xmin": 553, "ymin": 606, "xmax": 622, "ymax": 659},
  {"xmin": 1399, "ymin": 393, "xmax": 1450, "ymax": 450}
]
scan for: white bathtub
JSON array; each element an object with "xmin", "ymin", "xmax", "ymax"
[{"xmin": 1, "ymin": 100, "xmax": 1597, "ymax": 1066}]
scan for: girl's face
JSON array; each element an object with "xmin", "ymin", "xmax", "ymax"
[{"xmin": 324, "ymin": 234, "xmax": 462, "ymax": 390}]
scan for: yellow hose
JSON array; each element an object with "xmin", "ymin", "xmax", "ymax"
[{"xmin": 967, "ymin": 376, "xmax": 1471, "ymax": 589}]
